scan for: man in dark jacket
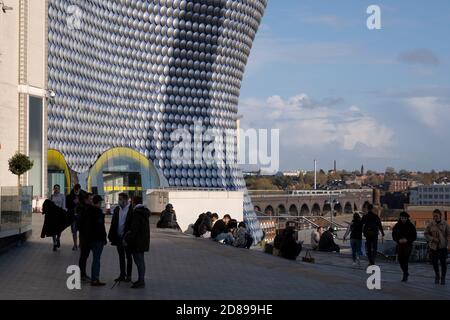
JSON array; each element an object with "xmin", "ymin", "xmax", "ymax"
[
  {"xmin": 124, "ymin": 196, "xmax": 150, "ymax": 289},
  {"xmin": 361, "ymin": 204, "xmax": 385, "ymax": 266},
  {"xmin": 108, "ymin": 193, "xmax": 133, "ymax": 282},
  {"xmin": 211, "ymin": 214, "xmax": 232, "ymax": 242},
  {"xmin": 392, "ymin": 211, "xmax": 417, "ymax": 282},
  {"xmin": 157, "ymin": 203, "xmax": 180, "ymax": 229},
  {"xmin": 319, "ymin": 227, "xmax": 340, "ymax": 253},
  {"xmin": 88, "ymin": 195, "xmax": 107, "ymax": 286}
]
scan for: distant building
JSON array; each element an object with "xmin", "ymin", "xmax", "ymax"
[
  {"xmin": 410, "ymin": 184, "xmax": 450, "ymax": 206},
  {"xmin": 404, "ymin": 205, "xmax": 450, "ymax": 230},
  {"xmin": 384, "ymin": 179, "xmax": 418, "ymax": 193}
]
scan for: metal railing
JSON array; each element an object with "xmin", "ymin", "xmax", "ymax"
[{"xmin": 0, "ymin": 186, "xmax": 33, "ymax": 239}]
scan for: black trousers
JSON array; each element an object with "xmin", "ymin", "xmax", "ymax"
[
  {"xmin": 397, "ymin": 245, "xmax": 412, "ymax": 275},
  {"xmin": 116, "ymin": 243, "xmax": 133, "ymax": 277},
  {"xmin": 79, "ymin": 244, "xmax": 90, "ymax": 277},
  {"xmin": 365, "ymin": 237, "xmax": 378, "ymax": 265},
  {"xmin": 430, "ymin": 248, "xmax": 448, "ymax": 279}
]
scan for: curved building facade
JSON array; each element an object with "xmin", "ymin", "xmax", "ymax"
[{"xmin": 47, "ymin": 0, "xmax": 268, "ymax": 240}]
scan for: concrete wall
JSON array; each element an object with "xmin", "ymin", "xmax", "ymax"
[
  {"xmin": 146, "ymin": 190, "xmax": 244, "ymax": 232},
  {"xmin": 0, "ymin": 0, "xmax": 20, "ymax": 186}
]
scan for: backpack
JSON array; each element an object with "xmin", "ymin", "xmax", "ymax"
[{"xmin": 363, "ymin": 217, "xmax": 379, "ymax": 239}]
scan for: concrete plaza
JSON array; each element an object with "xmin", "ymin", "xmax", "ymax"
[{"xmin": 0, "ymin": 214, "xmax": 448, "ymax": 300}]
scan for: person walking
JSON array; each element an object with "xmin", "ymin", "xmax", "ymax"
[
  {"xmin": 41, "ymin": 199, "xmax": 67, "ymax": 251},
  {"xmin": 124, "ymin": 196, "xmax": 150, "ymax": 289},
  {"xmin": 49, "ymin": 184, "xmax": 67, "ymax": 251},
  {"xmin": 108, "ymin": 193, "xmax": 133, "ymax": 283},
  {"xmin": 66, "ymin": 184, "xmax": 86, "ymax": 251},
  {"xmin": 343, "ymin": 213, "xmax": 364, "ymax": 266},
  {"xmin": 87, "ymin": 195, "xmax": 107, "ymax": 286},
  {"xmin": 361, "ymin": 204, "xmax": 385, "ymax": 266},
  {"xmin": 392, "ymin": 211, "xmax": 417, "ymax": 282},
  {"xmin": 424, "ymin": 209, "xmax": 450, "ymax": 285}
]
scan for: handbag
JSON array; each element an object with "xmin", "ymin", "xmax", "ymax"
[{"xmin": 302, "ymin": 250, "xmax": 315, "ymax": 263}]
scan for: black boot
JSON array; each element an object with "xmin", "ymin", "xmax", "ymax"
[
  {"xmin": 401, "ymin": 273, "xmax": 409, "ymax": 282},
  {"xmin": 435, "ymin": 275, "xmax": 440, "ymax": 284}
]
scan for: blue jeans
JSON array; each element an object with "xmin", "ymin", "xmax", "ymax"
[
  {"xmin": 350, "ymin": 239, "xmax": 362, "ymax": 262},
  {"xmin": 90, "ymin": 241, "xmax": 104, "ymax": 281},
  {"xmin": 215, "ymin": 233, "xmax": 234, "ymax": 245},
  {"xmin": 132, "ymin": 253, "xmax": 146, "ymax": 283}
]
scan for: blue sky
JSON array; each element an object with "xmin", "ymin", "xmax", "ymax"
[{"xmin": 239, "ymin": 0, "xmax": 450, "ymax": 172}]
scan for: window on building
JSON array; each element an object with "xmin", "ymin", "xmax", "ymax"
[{"xmin": 28, "ymin": 96, "xmax": 43, "ymax": 197}]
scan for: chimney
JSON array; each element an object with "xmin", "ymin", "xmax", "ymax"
[{"xmin": 314, "ymin": 159, "xmax": 317, "ymax": 190}]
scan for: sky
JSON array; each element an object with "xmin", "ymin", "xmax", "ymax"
[{"xmin": 238, "ymin": 0, "xmax": 450, "ymax": 173}]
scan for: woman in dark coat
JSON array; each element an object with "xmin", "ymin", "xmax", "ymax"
[
  {"xmin": 41, "ymin": 199, "xmax": 69, "ymax": 251},
  {"xmin": 392, "ymin": 211, "xmax": 417, "ymax": 282},
  {"xmin": 280, "ymin": 228, "xmax": 303, "ymax": 260},
  {"xmin": 124, "ymin": 196, "xmax": 150, "ymax": 288}
]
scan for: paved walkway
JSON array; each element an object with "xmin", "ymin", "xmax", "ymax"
[{"xmin": 0, "ymin": 214, "xmax": 448, "ymax": 300}]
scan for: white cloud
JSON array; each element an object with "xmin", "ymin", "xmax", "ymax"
[
  {"xmin": 240, "ymin": 94, "xmax": 394, "ymax": 152},
  {"xmin": 405, "ymin": 96, "xmax": 450, "ymax": 128}
]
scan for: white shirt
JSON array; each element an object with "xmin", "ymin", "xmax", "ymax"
[
  {"xmin": 51, "ymin": 193, "xmax": 66, "ymax": 210},
  {"xmin": 117, "ymin": 204, "xmax": 130, "ymax": 237}
]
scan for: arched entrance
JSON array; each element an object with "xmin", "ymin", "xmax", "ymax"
[
  {"xmin": 312, "ymin": 203, "xmax": 321, "ymax": 216},
  {"xmin": 289, "ymin": 204, "xmax": 298, "ymax": 216},
  {"xmin": 88, "ymin": 148, "xmax": 161, "ymax": 206},
  {"xmin": 344, "ymin": 202, "xmax": 353, "ymax": 214},
  {"xmin": 334, "ymin": 203, "xmax": 343, "ymax": 215},
  {"xmin": 47, "ymin": 149, "xmax": 71, "ymax": 195},
  {"xmin": 300, "ymin": 204, "xmax": 310, "ymax": 216},
  {"xmin": 265, "ymin": 205, "xmax": 274, "ymax": 215}
]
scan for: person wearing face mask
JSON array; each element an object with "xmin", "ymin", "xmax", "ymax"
[
  {"xmin": 108, "ymin": 193, "xmax": 133, "ymax": 283},
  {"xmin": 392, "ymin": 211, "xmax": 417, "ymax": 282},
  {"xmin": 424, "ymin": 209, "xmax": 450, "ymax": 285},
  {"xmin": 66, "ymin": 184, "xmax": 86, "ymax": 251}
]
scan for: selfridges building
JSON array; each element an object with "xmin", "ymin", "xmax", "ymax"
[{"xmin": 47, "ymin": 0, "xmax": 268, "ymax": 240}]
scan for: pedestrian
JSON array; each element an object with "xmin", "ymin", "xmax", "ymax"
[
  {"xmin": 108, "ymin": 193, "xmax": 133, "ymax": 283},
  {"xmin": 343, "ymin": 213, "xmax": 364, "ymax": 266},
  {"xmin": 157, "ymin": 203, "xmax": 180, "ymax": 230},
  {"xmin": 49, "ymin": 184, "xmax": 66, "ymax": 251},
  {"xmin": 233, "ymin": 222, "xmax": 248, "ymax": 248},
  {"xmin": 87, "ymin": 195, "xmax": 107, "ymax": 286},
  {"xmin": 319, "ymin": 227, "xmax": 340, "ymax": 253},
  {"xmin": 40, "ymin": 199, "xmax": 67, "ymax": 251},
  {"xmin": 124, "ymin": 196, "xmax": 150, "ymax": 289},
  {"xmin": 392, "ymin": 211, "xmax": 417, "ymax": 282},
  {"xmin": 211, "ymin": 214, "xmax": 233, "ymax": 243},
  {"xmin": 361, "ymin": 204, "xmax": 385, "ymax": 266},
  {"xmin": 280, "ymin": 228, "xmax": 303, "ymax": 260},
  {"xmin": 310, "ymin": 226, "xmax": 323, "ymax": 251},
  {"xmin": 424, "ymin": 209, "xmax": 450, "ymax": 285},
  {"xmin": 77, "ymin": 193, "xmax": 93, "ymax": 282},
  {"xmin": 66, "ymin": 184, "xmax": 86, "ymax": 251}
]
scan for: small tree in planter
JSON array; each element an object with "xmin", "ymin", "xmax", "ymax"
[{"xmin": 8, "ymin": 152, "xmax": 34, "ymax": 188}]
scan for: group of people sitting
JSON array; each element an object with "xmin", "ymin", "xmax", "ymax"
[
  {"xmin": 191, "ymin": 212, "xmax": 254, "ymax": 249},
  {"xmin": 310, "ymin": 226, "xmax": 341, "ymax": 253}
]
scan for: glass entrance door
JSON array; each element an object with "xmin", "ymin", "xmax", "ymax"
[{"xmin": 103, "ymin": 172, "xmax": 142, "ymax": 207}]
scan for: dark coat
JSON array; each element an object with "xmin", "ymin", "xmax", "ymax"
[
  {"xmin": 66, "ymin": 189, "xmax": 86, "ymax": 215},
  {"xmin": 392, "ymin": 219, "xmax": 417, "ymax": 247},
  {"xmin": 108, "ymin": 205, "xmax": 133, "ymax": 245},
  {"xmin": 40, "ymin": 199, "xmax": 69, "ymax": 238},
  {"xmin": 361, "ymin": 211, "xmax": 385, "ymax": 239},
  {"xmin": 87, "ymin": 206, "xmax": 107, "ymax": 244},
  {"xmin": 350, "ymin": 220, "xmax": 363, "ymax": 240},
  {"xmin": 211, "ymin": 220, "xmax": 227, "ymax": 239},
  {"xmin": 125, "ymin": 206, "xmax": 150, "ymax": 253},
  {"xmin": 319, "ymin": 230, "xmax": 339, "ymax": 251},
  {"xmin": 157, "ymin": 209, "xmax": 179, "ymax": 229},
  {"xmin": 77, "ymin": 203, "xmax": 90, "ymax": 247},
  {"xmin": 280, "ymin": 230, "xmax": 302, "ymax": 260}
]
